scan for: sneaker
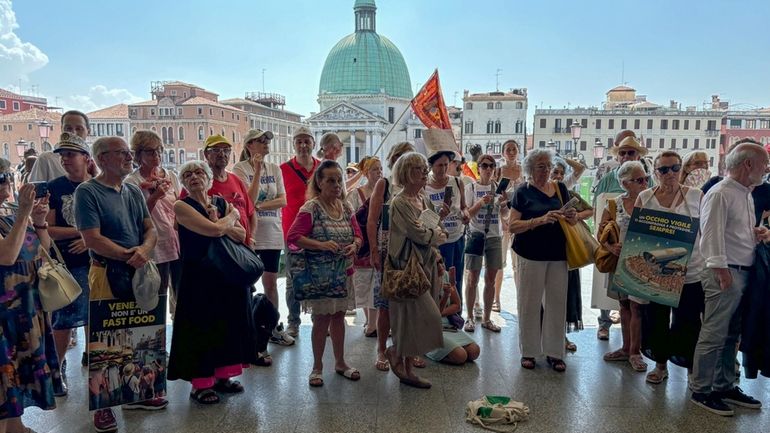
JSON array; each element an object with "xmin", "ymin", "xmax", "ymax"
[
  {"xmin": 690, "ymin": 392, "xmax": 734, "ymax": 416},
  {"xmin": 597, "ymin": 327, "xmax": 610, "ymax": 341},
  {"xmin": 122, "ymin": 397, "xmax": 169, "ymax": 411},
  {"xmin": 93, "ymin": 408, "xmax": 118, "ymax": 432},
  {"xmin": 286, "ymin": 323, "xmax": 299, "ymax": 338},
  {"xmin": 269, "ymin": 323, "xmax": 296, "ymax": 346},
  {"xmin": 718, "ymin": 386, "xmax": 762, "ymax": 409}
]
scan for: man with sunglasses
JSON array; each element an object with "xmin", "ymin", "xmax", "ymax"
[{"xmin": 591, "ymin": 131, "xmax": 654, "ymax": 341}]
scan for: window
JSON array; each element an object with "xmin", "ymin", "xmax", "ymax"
[
  {"xmin": 177, "ymin": 108, "xmax": 183, "ymax": 116},
  {"xmin": 684, "ymin": 119, "xmax": 689, "ymax": 130},
  {"xmin": 464, "ymin": 121, "xmax": 473, "ymax": 134},
  {"xmin": 581, "ymin": 119, "xmax": 588, "ymax": 128},
  {"xmin": 710, "ymin": 157, "xmax": 714, "ymax": 166},
  {"xmin": 197, "ymin": 107, "xmax": 203, "ymax": 115},
  {"xmin": 168, "ymin": 127, "xmax": 173, "ymax": 144},
  {"xmin": 2, "ymin": 143, "xmax": 7, "ymax": 157},
  {"xmin": 150, "ymin": 109, "xmax": 156, "ymax": 116},
  {"xmin": 682, "ymin": 138, "xmax": 688, "ymax": 149},
  {"xmin": 707, "ymin": 120, "xmax": 717, "ymax": 131},
  {"xmin": 670, "ymin": 138, "xmax": 676, "ymax": 149},
  {"xmin": 221, "ymin": 128, "xmax": 225, "ymax": 136},
  {"xmin": 198, "ymin": 126, "xmax": 204, "ymax": 140},
  {"xmin": 634, "ymin": 119, "xmax": 640, "ymax": 129},
  {"xmin": 232, "ymin": 131, "xmax": 236, "ymax": 142},
  {"xmin": 494, "ymin": 121, "xmax": 501, "ymax": 134},
  {"xmin": 161, "ymin": 127, "xmax": 168, "ymax": 144},
  {"xmin": 515, "ymin": 102, "xmax": 523, "ymax": 109},
  {"xmin": 595, "ymin": 119, "xmax": 602, "ymax": 130},
  {"xmin": 746, "ymin": 119, "xmax": 757, "ymax": 129},
  {"xmin": 607, "ymin": 138, "xmax": 614, "ymax": 148},
  {"xmin": 414, "ymin": 129, "xmax": 422, "ymax": 139},
  {"xmin": 179, "ymin": 149, "xmax": 185, "ymax": 163},
  {"xmin": 646, "ymin": 138, "xmax": 652, "ymax": 148},
  {"xmin": 209, "ymin": 127, "xmax": 213, "ymax": 136},
  {"xmin": 495, "ymin": 102, "xmax": 502, "ymax": 109},
  {"xmin": 659, "ymin": 138, "xmax": 664, "ymax": 148},
  {"xmin": 695, "ymin": 120, "xmax": 701, "ymax": 130},
  {"xmin": 539, "ymin": 118, "xmax": 546, "ymax": 128},
  {"xmin": 566, "ymin": 119, "xmax": 572, "ymax": 130},
  {"xmin": 486, "ymin": 121, "xmax": 494, "ymax": 134},
  {"xmin": 694, "ymin": 138, "xmax": 700, "ymax": 149},
  {"xmin": 580, "ymin": 140, "xmax": 587, "ymax": 151},
  {"xmin": 672, "ymin": 119, "xmax": 680, "ymax": 130},
  {"xmin": 729, "ymin": 119, "xmax": 741, "ymax": 128},
  {"xmin": 608, "ymin": 119, "xmax": 614, "ymax": 130},
  {"xmin": 12, "ymin": 101, "xmax": 20, "ymax": 111},
  {"xmin": 538, "ymin": 140, "xmax": 545, "ymax": 148},
  {"xmin": 554, "ymin": 118, "xmax": 562, "ymax": 131},
  {"xmin": 660, "ymin": 119, "xmax": 668, "ymax": 130},
  {"xmin": 116, "ymin": 124, "xmax": 123, "ymax": 136},
  {"xmin": 170, "ymin": 90, "xmax": 177, "ymax": 96},
  {"xmin": 621, "ymin": 119, "xmax": 627, "ymax": 129},
  {"xmin": 388, "ymin": 107, "xmax": 395, "ymax": 123},
  {"xmin": 209, "ymin": 108, "xmax": 213, "ymax": 115},
  {"xmin": 28, "ymin": 123, "xmax": 32, "ymax": 130},
  {"xmin": 168, "ymin": 150, "xmax": 175, "ymax": 164},
  {"xmin": 647, "ymin": 119, "xmax": 653, "ymax": 129},
  {"xmin": 465, "ymin": 102, "xmax": 473, "ymax": 110},
  {"xmin": 515, "ymin": 121, "xmax": 522, "ymax": 134},
  {"xmin": 0, "ymin": 100, "xmax": 5, "ymax": 109},
  {"xmin": 221, "ymin": 110, "xmax": 224, "ymax": 118},
  {"xmin": 487, "ymin": 102, "xmax": 494, "ymax": 109},
  {"xmin": 178, "ymin": 127, "xmax": 184, "ymax": 141}
]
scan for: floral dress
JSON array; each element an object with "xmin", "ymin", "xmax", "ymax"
[{"xmin": 0, "ymin": 215, "xmax": 57, "ymax": 419}]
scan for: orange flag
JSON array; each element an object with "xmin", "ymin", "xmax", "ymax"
[{"xmin": 411, "ymin": 69, "xmax": 452, "ymax": 130}]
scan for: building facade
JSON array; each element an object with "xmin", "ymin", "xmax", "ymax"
[
  {"xmin": 461, "ymin": 89, "xmax": 528, "ymax": 158},
  {"xmin": 87, "ymin": 104, "xmax": 130, "ymax": 144},
  {"xmin": 534, "ymin": 86, "xmax": 723, "ymax": 168},
  {"xmin": 0, "ymin": 108, "xmax": 60, "ymax": 165},
  {"xmin": 221, "ymin": 93, "xmax": 304, "ymax": 165},
  {"xmin": 128, "ymin": 81, "xmax": 248, "ymax": 169},
  {"xmin": 306, "ymin": 0, "xmax": 413, "ymax": 168},
  {"xmin": 0, "ymin": 88, "xmax": 47, "ymax": 116},
  {"xmin": 719, "ymin": 105, "xmax": 770, "ymax": 173}
]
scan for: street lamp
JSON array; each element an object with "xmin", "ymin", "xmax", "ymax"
[
  {"xmin": 37, "ymin": 119, "xmax": 51, "ymax": 151},
  {"xmin": 593, "ymin": 138, "xmax": 604, "ymax": 168},
  {"xmin": 546, "ymin": 139, "xmax": 556, "ymax": 153},
  {"xmin": 570, "ymin": 121, "xmax": 582, "ymax": 158},
  {"xmin": 16, "ymin": 139, "xmax": 28, "ymax": 160}
]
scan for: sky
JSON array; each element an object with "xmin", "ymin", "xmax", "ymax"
[{"xmin": 3, "ymin": 0, "xmax": 770, "ymax": 120}]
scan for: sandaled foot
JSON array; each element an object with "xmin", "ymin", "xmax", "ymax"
[
  {"xmin": 603, "ymin": 349, "xmax": 629, "ymax": 362},
  {"xmin": 629, "ymin": 355, "xmax": 648, "ymax": 372},
  {"xmin": 481, "ymin": 320, "xmax": 501, "ymax": 332},
  {"xmin": 491, "ymin": 301, "xmax": 501, "ymax": 313},
  {"xmin": 308, "ymin": 371, "xmax": 324, "ymax": 387},
  {"xmin": 412, "ymin": 356, "xmax": 426, "ymax": 368},
  {"xmin": 520, "ymin": 357, "xmax": 536, "ymax": 369},
  {"xmin": 385, "ymin": 347, "xmax": 406, "ymax": 379},
  {"xmin": 364, "ymin": 328, "xmax": 377, "ymax": 338},
  {"xmin": 400, "ymin": 375, "xmax": 431, "ymax": 389},
  {"xmin": 565, "ymin": 338, "xmax": 577, "ymax": 352},
  {"xmin": 646, "ymin": 368, "xmax": 669, "ymax": 384},
  {"xmin": 255, "ymin": 352, "xmax": 273, "ymax": 367},
  {"xmin": 335, "ymin": 367, "xmax": 361, "ymax": 381},
  {"xmin": 213, "ymin": 378, "xmax": 244, "ymax": 394},
  {"xmin": 464, "ymin": 319, "xmax": 476, "ymax": 333},
  {"xmin": 547, "ymin": 356, "xmax": 566, "ymax": 372},
  {"xmin": 190, "ymin": 388, "xmax": 220, "ymax": 404},
  {"xmin": 375, "ymin": 357, "xmax": 390, "ymax": 372}
]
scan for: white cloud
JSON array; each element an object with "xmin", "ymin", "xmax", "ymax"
[
  {"xmin": 0, "ymin": 0, "xmax": 49, "ymax": 88},
  {"xmin": 66, "ymin": 85, "xmax": 144, "ymax": 112}
]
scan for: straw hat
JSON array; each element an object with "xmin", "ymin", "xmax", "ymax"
[{"xmin": 610, "ymin": 135, "xmax": 648, "ymax": 157}]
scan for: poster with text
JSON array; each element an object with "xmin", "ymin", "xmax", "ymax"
[
  {"xmin": 87, "ymin": 295, "xmax": 167, "ymax": 410},
  {"xmin": 610, "ymin": 208, "xmax": 699, "ymax": 307}
]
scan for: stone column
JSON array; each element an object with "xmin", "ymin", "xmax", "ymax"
[
  {"xmin": 365, "ymin": 131, "xmax": 372, "ymax": 156},
  {"xmin": 349, "ymin": 130, "xmax": 357, "ymax": 163}
]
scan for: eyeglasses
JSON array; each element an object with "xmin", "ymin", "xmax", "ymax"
[
  {"xmin": 626, "ymin": 176, "xmax": 649, "ymax": 185},
  {"xmin": 618, "ymin": 150, "xmax": 637, "ymax": 157},
  {"xmin": 411, "ymin": 166, "xmax": 429, "ymax": 175},
  {"xmin": 103, "ymin": 150, "xmax": 132, "ymax": 159},
  {"xmin": 208, "ymin": 148, "xmax": 231, "ymax": 155},
  {"xmin": 656, "ymin": 164, "xmax": 682, "ymax": 175},
  {"xmin": 479, "ymin": 163, "xmax": 495, "ymax": 170},
  {"xmin": 140, "ymin": 149, "xmax": 163, "ymax": 156}
]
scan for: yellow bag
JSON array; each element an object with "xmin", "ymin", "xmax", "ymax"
[
  {"xmin": 594, "ymin": 200, "xmax": 620, "ymax": 273},
  {"xmin": 554, "ymin": 182, "xmax": 597, "ymax": 270}
]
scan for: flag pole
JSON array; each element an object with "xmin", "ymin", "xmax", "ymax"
[{"xmin": 371, "ymin": 101, "xmax": 414, "ymax": 157}]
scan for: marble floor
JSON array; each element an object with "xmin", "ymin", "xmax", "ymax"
[{"xmin": 22, "ymin": 266, "xmax": 770, "ymax": 433}]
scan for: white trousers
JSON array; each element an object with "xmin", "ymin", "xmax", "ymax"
[{"xmin": 516, "ymin": 256, "xmax": 568, "ymax": 359}]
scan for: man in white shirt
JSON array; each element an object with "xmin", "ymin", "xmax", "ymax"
[{"xmin": 691, "ymin": 142, "xmax": 770, "ymax": 416}]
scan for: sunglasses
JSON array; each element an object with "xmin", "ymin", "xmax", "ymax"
[
  {"xmin": 479, "ymin": 163, "xmax": 495, "ymax": 169},
  {"xmin": 618, "ymin": 150, "xmax": 637, "ymax": 157},
  {"xmin": 656, "ymin": 164, "xmax": 682, "ymax": 175},
  {"xmin": 626, "ymin": 176, "xmax": 649, "ymax": 185}
]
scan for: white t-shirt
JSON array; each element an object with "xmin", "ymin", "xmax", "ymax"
[
  {"xmin": 424, "ymin": 176, "xmax": 465, "ymax": 243},
  {"xmin": 232, "ymin": 160, "xmax": 286, "ymax": 250},
  {"xmin": 464, "ymin": 181, "xmax": 503, "ymax": 238}
]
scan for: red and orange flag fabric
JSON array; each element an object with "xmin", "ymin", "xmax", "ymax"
[{"xmin": 411, "ymin": 69, "xmax": 452, "ymax": 130}]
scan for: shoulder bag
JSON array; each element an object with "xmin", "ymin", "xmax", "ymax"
[
  {"xmin": 554, "ymin": 182, "xmax": 597, "ymax": 270},
  {"xmin": 594, "ymin": 199, "xmax": 620, "ymax": 273},
  {"xmin": 465, "ymin": 182, "xmax": 495, "ymax": 256},
  {"xmin": 37, "ymin": 243, "xmax": 83, "ymax": 312},
  {"xmin": 381, "ymin": 238, "xmax": 431, "ymax": 301}
]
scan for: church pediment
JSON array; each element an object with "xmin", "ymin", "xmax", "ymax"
[{"xmin": 307, "ymin": 102, "xmax": 386, "ymax": 123}]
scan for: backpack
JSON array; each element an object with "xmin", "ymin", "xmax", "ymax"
[
  {"xmin": 354, "ymin": 178, "xmax": 390, "ymax": 259},
  {"xmin": 465, "ymin": 395, "xmax": 529, "ymax": 432}
]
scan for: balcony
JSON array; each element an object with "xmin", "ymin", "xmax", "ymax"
[{"xmin": 705, "ymin": 129, "xmax": 719, "ymax": 137}]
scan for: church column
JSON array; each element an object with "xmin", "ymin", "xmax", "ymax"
[
  {"xmin": 365, "ymin": 131, "xmax": 372, "ymax": 156},
  {"xmin": 349, "ymin": 130, "xmax": 357, "ymax": 163}
]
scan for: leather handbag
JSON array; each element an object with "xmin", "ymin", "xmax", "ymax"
[
  {"xmin": 202, "ymin": 236, "xmax": 264, "ymax": 287},
  {"xmin": 381, "ymin": 240, "xmax": 432, "ymax": 300},
  {"xmin": 37, "ymin": 244, "xmax": 83, "ymax": 312},
  {"xmin": 594, "ymin": 200, "xmax": 620, "ymax": 273},
  {"xmin": 554, "ymin": 182, "xmax": 596, "ymax": 270}
]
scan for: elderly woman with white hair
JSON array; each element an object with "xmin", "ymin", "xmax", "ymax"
[
  {"xmin": 680, "ymin": 151, "xmax": 711, "ymax": 189},
  {"xmin": 508, "ymin": 149, "xmax": 577, "ymax": 372},
  {"xmin": 168, "ymin": 161, "xmax": 256, "ymax": 405},
  {"xmin": 598, "ymin": 160, "xmax": 650, "ymax": 373},
  {"xmin": 384, "ymin": 152, "xmax": 446, "ymax": 388}
]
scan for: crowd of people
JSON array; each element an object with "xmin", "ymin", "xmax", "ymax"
[{"xmin": 1, "ymin": 110, "xmax": 769, "ymax": 432}]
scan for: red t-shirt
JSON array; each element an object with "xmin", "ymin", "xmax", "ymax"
[
  {"xmin": 180, "ymin": 172, "xmax": 255, "ymax": 244},
  {"xmin": 280, "ymin": 157, "xmax": 320, "ymax": 241}
]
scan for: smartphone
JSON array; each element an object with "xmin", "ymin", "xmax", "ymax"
[
  {"xmin": 559, "ymin": 196, "xmax": 579, "ymax": 212},
  {"xmin": 443, "ymin": 186, "xmax": 453, "ymax": 205},
  {"xmin": 381, "ymin": 204, "xmax": 390, "ymax": 231},
  {"xmin": 495, "ymin": 178, "xmax": 510, "ymax": 195},
  {"xmin": 31, "ymin": 181, "xmax": 48, "ymax": 198}
]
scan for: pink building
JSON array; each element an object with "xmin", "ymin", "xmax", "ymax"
[{"xmin": 0, "ymin": 88, "xmax": 47, "ymax": 116}]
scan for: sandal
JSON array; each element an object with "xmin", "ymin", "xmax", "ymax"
[
  {"xmin": 520, "ymin": 357, "xmax": 536, "ymax": 369},
  {"xmin": 464, "ymin": 319, "xmax": 476, "ymax": 333},
  {"xmin": 412, "ymin": 357, "xmax": 426, "ymax": 368},
  {"xmin": 481, "ymin": 321, "xmax": 501, "ymax": 333},
  {"xmin": 546, "ymin": 356, "xmax": 566, "ymax": 372},
  {"xmin": 364, "ymin": 329, "xmax": 377, "ymax": 338},
  {"xmin": 629, "ymin": 355, "xmax": 648, "ymax": 372},
  {"xmin": 308, "ymin": 371, "xmax": 324, "ymax": 387},
  {"xmin": 491, "ymin": 301, "xmax": 501, "ymax": 313},
  {"xmin": 213, "ymin": 379, "xmax": 244, "ymax": 394},
  {"xmin": 190, "ymin": 388, "xmax": 220, "ymax": 404},
  {"xmin": 645, "ymin": 368, "xmax": 669, "ymax": 384},
  {"xmin": 254, "ymin": 352, "xmax": 272, "ymax": 367},
  {"xmin": 335, "ymin": 367, "xmax": 361, "ymax": 381},
  {"xmin": 603, "ymin": 349, "xmax": 629, "ymax": 362},
  {"xmin": 565, "ymin": 338, "xmax": 577, "ymax": 352},
  {"xmin": 399, "ymin": 376, "xmax": 431, "ymax": 389},
  {"xmin": 375, "ymin": 357, "xmax": 390, "ymax": 372},
  {"xmin": 385, "ymin": 347, "xmax": 405, "ymax": 380}
]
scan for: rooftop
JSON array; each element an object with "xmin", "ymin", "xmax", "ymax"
[
  {"xmin": 88, "ymin": 104, "xmax": 129, "ymax": 119},
  {"xmin": 607, "ymin": 85, "xmax": 636, "ymax": 93},
  {"xmin": 0, "ymin": 108, "xmax": 61, "ymax": 122}
]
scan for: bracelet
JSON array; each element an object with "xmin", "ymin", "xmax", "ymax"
[{"xmin": 33, "ymin": 222, "xmax": 49, "ymax": 230}]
